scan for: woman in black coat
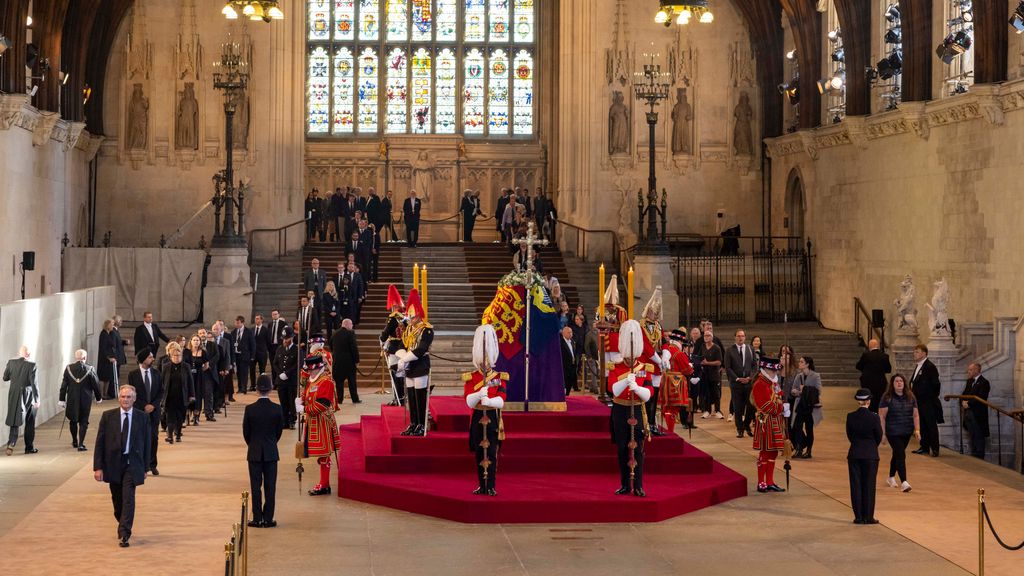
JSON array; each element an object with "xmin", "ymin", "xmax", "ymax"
[
  {"xmin": 322, "ymin": 281, "xmax": 342, "ymax": 340},
  {"xmin": 161, "ymin": 342, "xmax": 195, "ymax": 444},
  {"xmin": 183, "ymin": 335, "xmax": 212, "ymax": 426},
  {"xmin": 97, "ymin": 319, "xmax": 118, "ymax": 399}
]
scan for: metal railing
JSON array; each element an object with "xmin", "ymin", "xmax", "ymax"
[
  {"xmin": 854, "ymin": 297, "xmax": 886, "ymax": 352},
  {"xmin": 944, "ymin": 394, "xmax": 1024, "ymax": 473},
  {"xmin": 248, "ymin": 219, "xmax": 308, "ymax": 261},
  {"xmin": 555, "ymin": 219, "xmax": 628, "ymax": 275},
  {"xmin": 223, "ymin": 491, "xmax": 250, "ymax": 576}
]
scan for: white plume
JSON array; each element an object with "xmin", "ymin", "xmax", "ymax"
[
  {"xmin": 619, "ymin": 319, "xmax": 644, "ymax": 360},
  {"xmin": 473, "ymin": 324, "xmax": 499, "ymax": 372}
]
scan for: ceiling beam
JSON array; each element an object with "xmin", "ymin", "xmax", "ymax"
[
  {"xmin": 779, "ymin": 0, "xmax": 822, "ymax": 129},
  {"xmin": 1, "ymin": 0, "xmax": 31, "ymax": 94},
  {"xmin": 732, "ymin": 0, "xmax": 785, "ymax": 139},
  {"xmin": 897, "ymin": 0, "xmax": 932, "ymax": 102},
  {"xmin": 833, "ymin": 0, "xmax": 871, "ymax": 116},
  {"xmin": 973, "ymin": 0, "xmax": 1009, "ymax": 84}
]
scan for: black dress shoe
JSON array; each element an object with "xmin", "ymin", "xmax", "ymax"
[
  {"xmin": 24, "ymin": 448, "xmax": 38, "ymax": 454},
  {"xmin": 308, "ymin": 486, "xmax": 332, "ymax": 496},
  {"xmin": 263, "ymin": 520, "xmax": 277, "ymax": 528},
  {"xmin": 633, "ymin": 488, "xmax": 646, "ymax": 497},
  {"xmin": 487, "ymin": 488, "xmax": 497, "ymax": 496},
  {"xmin": 863, "ymin": 518, "xmax": 880, "ymax": 524},
  {"xmin": 853, "ymin": 519, "xmax": 863, "ymax": 524},
  {"xmin": 911, "ymin": 448, "xmax": 928, "ymax": 455},
  {"xmin": 614, "ymin": 487, "xmax": 631, "ymax": 495},
  {"xmin": 767, "ymin": 484, "xmax": 786, "ymax": 492},
  {"xmin": 736, "ymin": 432, "xmax": 745, "ymax": 438},
  {"xmin": 71, "ymin": 441, "xmax": 78, "ymax": 448},
  {"xmin": 400, "ymin": 425, "xmax": 416, "ymax": 436},
  {"xmin": 165, "ymin": 437, "xmax": 174, "ymax": 444},
  {"xmin": 745, "ymin": 428, "xmax": 754, "ymax": 437},
  {"xmin": 118, "ymin": 538, "xmax": 130, "ymax": 548},
  {"xmin": 150, "ymin": 468, "xmax": 159, "ymax": 476},
  {"xmin": 353, "ymin": 400, "xmax": 363, "ymax": 404},
  {"xmin": 247, "ymin": 520, "xmax": 263, "ymax": 528},
  {"xmin": 473, "ymin": 487, "xmax": 486, "ymax": 495},
  {"xmin": 931, "ymin": 451, "xmax": 939, "ymax": 457},
  {"xmin": 651, "ymin": 428, "xmax": 664, "ymax": 437},
  {"xmin": 757, "ymin": 485, "xmax": 768, "ymax": 493},
  {"xmin": 77, "ymin": 446, "xmax": 88, "ymax": 452}
]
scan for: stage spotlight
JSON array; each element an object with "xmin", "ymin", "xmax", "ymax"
[
  {"xmin": 1011, "ymin": 2, "xmax": 1024, "ymax": 34},
  {"xmin": 960, "ymin": 1, "xmax": 973, "ymax": 22},
  {"xmin": 831, "ymin": 48, "xmax": 844, "ymax": 63},
  {"xmin": 827, "ymin": 28, "xmax": 841, "ymax": 43},
  {"xmin": 778, "ymin": 81, "xmax": 799, "ymax": 105},
  {"xmin": 936, "ymin": 31, "xmax": 971, "ymax": 64},
  {"xmin": 885, "ymin": 4, "xmax": 900, "ymax": 23},
  {"xmin": 884, "ymin": 26, "xmax": 901, "ymax": 45},
  {"xmin": 0, "ymin": 35, "xmax": 11, "ymax": 56},
  {"xmin": 786, "ymin": 49, "xmax": 797, "ymax": 61},
  {"xmin": 876, "ymin": 49, "xmax": 902, "ymax": 80},
  {"xmin": 59, "ymin": 71, "xmax": 70, "ymax": 85}
]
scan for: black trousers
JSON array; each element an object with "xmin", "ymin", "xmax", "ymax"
[
  {"xmin": 69, "ymin": 419, "xmax": 90, "ymax": 446},
  {"xmin": 919, "ymin": 405, "xmax": 940, "ymax": 454},
  {"xmin": 278, "ymin": 384, "xmax": 297, "ymax": 427},
  {"xmin": 386, "ymin": 218, "xmax": 397, "ymax": 241},
  {"xmin": 964, "ymin": 413, "xmax": 987, "ymax": 459},
  {"xmin": 147, "ymin": 416, "xmax": 159, "ymax": 470},
  {"xmin": 848, "ymin": 459, "xmax": 879, "ymax": 522},
  {"xmin": 109, "ymin": 463, "xmax": 138, "ymax": 540},
  {"xmin": 611, "ymin": 403, "xmax": 646, "ymax": 489},
  {"xmin": 406, "ymin": 222, "xmax": 419, "ymax": 247},
  {"xmin": 887, "ymin": 433, "xmax": 910, "ymax": 482},
  {"xmin": 730, "ymin": 382, "xmax": 753, "ymax": 432},
  {"xmin": 792, "ymin": 412, "xmax": 814, "ymax": 451},
  {"xmin": 645, "ymin": 387, "xmax": 659, "ymax": 429},
  {"xmin": 251, "ymin": 355, "xmax": 268, "ymax": 389},
  {"xmin": 6, "ymin": 406, "xmax": 36, "ymax": 449},
  {"xmin": 336, "ymin": 370, "xmax": 359, "ymax": 403},
  {"xmin": 248, "ymin": 460, "xmax": 278, "ymax": 523},
  {"xmin": 237, "ymin": 361, "xmax": 252, "ymax": 392},
  {"xmin": 201, "ymin": 377, "xmax": 215, "ymax": 419},
  {"xmin": 463, "ymin": 217, "xmax": 476, "ymax": 242}
]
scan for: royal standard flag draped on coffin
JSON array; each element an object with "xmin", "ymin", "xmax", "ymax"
[{"xmin": 481, "ymin": 272, "xmax": 566, "ymax": 411}]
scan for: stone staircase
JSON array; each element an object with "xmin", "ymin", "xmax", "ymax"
[
  {"xmin": 718, "ymin": 322, "xmax": 864, "ymax": 387},
  {"xmin": 251, "ymin": 254, "xmax": 302, "ymax": 319}
]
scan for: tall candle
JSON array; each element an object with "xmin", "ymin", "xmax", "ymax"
[
  {"xmin": 627, "ymin": 267, "xmax": 635, "ymax": 320},
  {"xmin": 422, "ymin": 265, "xmax": 428, "ymax": 321},
  {"xmin": 413, "ymin": 263, "xmax": 420, "ymax": 295},
  {"xmin": 598, "ymin": 264, "xmax": 606, "ymax": 318}
]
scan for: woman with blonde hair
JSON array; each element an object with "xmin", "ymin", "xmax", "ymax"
[
  {"xmin": 323, "ymin": 280, "xmax": 341, "ymax": 340},
  {"xmin": 160, "ymin": 341, "xmax": 195, "ymax": 444},
  {"xmin": 183, "ymin": 334, "xmax": 212, "ymax": 425}
]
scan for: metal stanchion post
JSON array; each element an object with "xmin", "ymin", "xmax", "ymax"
[{"xmin": 978, "ymin": 488, "xmax": 985, "ymax": 576}]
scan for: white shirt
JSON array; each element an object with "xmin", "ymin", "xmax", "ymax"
[
  {"xmin": 563, "ymin": 337, "xmax": 574, "ymax": 362},
  {"xmin": 912, "ymin": 359, "xmax": 925, "ymax": 382},
  {"xmin": 144, "ymin": 322, "xmax": 154, "ymax": 340},
  {"xmin": 120, "ymin": 408, "xmax": 133, "ymax": 454}
]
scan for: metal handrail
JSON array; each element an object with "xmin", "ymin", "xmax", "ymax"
[
  {"xmin": 248, "ymin": 218, "xmax": 308, "ymax": 260},
  {"xmin": 556, "ymin": 219, "xmax": 625, "ymax": 273},
  {"xmin": 853, "ymin": 297, "xmax": 886, "ymax": 352},
  {"xmin": 944, "ymin": 394, "xmax": 1024, "ymax": 473}
]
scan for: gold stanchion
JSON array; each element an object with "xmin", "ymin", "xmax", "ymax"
[
  {"xmin": 240, "ymin": 491, "xmax": 249, "ymax": 576},
  {"xmin": 978, "ymin": 488, "xmax": 985, "ymax": 576},
  {"xmin": 225, "ymin": 541, "xmax": 234, "ymax": 576}
]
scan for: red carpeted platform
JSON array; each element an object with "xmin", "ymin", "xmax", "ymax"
[{"xmin": 337, "ymin": 396, "xmax": 747, "ymax": 523}]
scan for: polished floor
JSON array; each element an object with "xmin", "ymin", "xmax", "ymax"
[{"xmin": 0, "ymin": 386, "xmax": 1021, "ymax": 576}]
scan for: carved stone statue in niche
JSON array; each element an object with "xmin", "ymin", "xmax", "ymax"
[
  {"xmin": 127, "ymin": 83, "xmax": 149, "ymax": 150},
  {"xmin": 733, "ymin": 91, "xmax": 754, "ymax": 156},
  {"xmin": 671, "ymin": 88, "xmax": 693, "ymax": 155},
  {"xmin": 412, "ymin": 151, "xmax": 434, "ymax": 201},
  {"xmin": 175, "ymin": 82, "xmax": 199, "ymax": 150},
  {"xmin": 608, "ymin": 91, "xmax": 630, "ymax": 156},
  {"xmin": 233, "ymin": 94, "xmax": 250, "ymax": 150}
]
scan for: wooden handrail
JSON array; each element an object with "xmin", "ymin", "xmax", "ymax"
[{"xmin": 944, "ymin": 394, "xmax": 1024, "ymax": 422}]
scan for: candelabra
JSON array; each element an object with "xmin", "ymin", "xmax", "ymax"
[
  {"xmin": 633, "ymin": 54, "xmax": 671, "ymax": 251},
  {"xmin": 211, "ymin": 41, "xmax": 250, "ymax": 247}
]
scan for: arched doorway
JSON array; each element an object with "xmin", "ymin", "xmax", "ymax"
[{"xmin": 784, "ymin": 168, "xmax": 806, "ymax": 247}]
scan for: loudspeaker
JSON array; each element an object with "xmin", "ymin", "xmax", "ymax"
[
  {"xmin": 871, "ymin": 309, "xmax": 884, "ymax": 328},
  {"xmin": 22, "ymin": 251, "xmax": 35, "ymax": 271}
]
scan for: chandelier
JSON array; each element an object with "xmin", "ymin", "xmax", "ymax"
[
  {"xmin": 655, "ymin": 1, "xmax": 714, "ymax": 26},
  {"xmin": 222, "ymin": 1, "xmax": 284, "ymax": 22}
]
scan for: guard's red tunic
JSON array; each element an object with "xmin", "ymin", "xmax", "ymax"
[
  {"xmin": 661, "ymin": 346, "xmax": 694, "ymax": 408},
  {"xmin": 303, "ymin": 371, "xmax": 341, "ymax": 458},
  {"xmin": 751, "ymin": 371, "xmax": 787, "ymax": 451},
  {"xmin": 640, "ymin": 320, "xmax": 664, "ymax": 376}
]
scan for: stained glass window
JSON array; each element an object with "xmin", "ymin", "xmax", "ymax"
[
  {"xmin": 308, "ymin": 46, "xmax": 331, "ymax": 133},
  {"xmin": 307, "ymin": 0, "xmax": 535, "ymax": 136},
  {"xmin": 333, "ymin": 47, "xmax": 356, "ymax": 133},
  {"xmin": 357, "ymin": 47, "xmax": 379, "ymax": 132}
]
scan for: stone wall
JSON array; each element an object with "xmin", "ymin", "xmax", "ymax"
[{"xmin": 0, "ymin": 95, "xmax": 102, "ymax": 305}]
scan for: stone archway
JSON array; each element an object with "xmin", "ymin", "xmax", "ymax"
[{"xmin": 784, "ymin": 167, "xmax": 806, "ymax": 243}]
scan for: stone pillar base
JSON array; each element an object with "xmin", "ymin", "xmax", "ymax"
[
  {"xmin": 632, "ymin": 253, "xmax": 680, "ymax": 328},
  {"xmin": 925, "ymin": 335, "xmax": 959, "ymax": 448},
  {"xmin": 891, "ymin": 330, "xmax": 921, "ymax": 380},
  {"xmin": 202, "ymin": 246, "xmax": 253, "ymax": 324}
]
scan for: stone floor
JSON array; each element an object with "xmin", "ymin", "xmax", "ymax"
[{"xmin": 0, "ymin": 387, "xmax": 1021, "ymax": 576}]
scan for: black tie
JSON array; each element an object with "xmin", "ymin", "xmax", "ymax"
[
  {"xmin": 273, "ymin": 322, "xmax": 279, "ymax": 344},
  {"xmin": 121, "ymin": 412, "xmax": 129, "ymax": 454}
]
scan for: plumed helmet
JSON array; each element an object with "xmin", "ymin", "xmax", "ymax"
[
  {"xmin": 406, "ymin": 289, "xmax": 424, "ymax": 319},
  {"xmin": 603, "ymin": 274, "xmax": 620, "ymax": 307},
  {"xmin": 386, "ymin": 284, "xmax": 405, "ymax": 311},
  {"xmin": 642, "ymin": 286, "xmax": 663, "ymax": 321},
  {"xmin": 472, "ymin": 324, "xmax": 499, "ymax": 373},
  {"xmin": 619, "ymin": 319, "xmax": 644, "ymax": 360}
]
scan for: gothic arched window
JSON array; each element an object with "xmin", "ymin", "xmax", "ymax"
[{"xmin": 306, "ymin": 0, "xmax": 537, "ymax": 137}]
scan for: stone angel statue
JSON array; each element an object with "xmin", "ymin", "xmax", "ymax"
[
  {"xmin": 925, "ymin": 278, "xmax": 951, "ymax": 337},
  {"xmin": 893, "ymin": 275, "xmax": 918, "ymax": 332}
]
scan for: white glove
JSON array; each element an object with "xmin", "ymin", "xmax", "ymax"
[
  {"xmin": 295, "ymin": 398, "xmax": 304, "ymax": 414},
  {"xmin": 279, "ymin": 373, "xmax": 288, "ymax": 381},
  {"xmin": 689, "ymin": 377, "xmax": 700, "ymax": 385},
  {"xmin": 783, "ymin": 403, "xmax": 791, "ymax": 418},
  {"xmin": 58, "ymin": 401, "xmax": 66, "ymax": 409},
  {"xmin": 480, "ymin": 396, "xmax": 494, "ymax": 408}
]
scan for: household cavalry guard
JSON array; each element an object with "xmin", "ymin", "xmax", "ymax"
[
  {"xmin": 397, "ymin": 289, "xmax": 433, "ymax": 437},
  {"xmin": 379, "ymin": 285, "xmax": 407, "ymax": 407},
  {"xmin": 297, "ymin": 352, "xmax": 341, "ymax": 496},
  {"xmin": 640, "ymin": 287, "xmax": 670, "ymax": 435},
  {"xmin": 462, "ymin": 324, "xmax": 507, "ymax": 496},
  {"xmin": 660, "ymin": 330, "xmax": 695, "ymax": 435},
  {"xmin": 751, "ymin": 355, "xmax": 789, "ymax": 493},
  {"xmin": 607, "ymin": 319, "xmax": 654, "ymax": 497},
  {"xmin": 595, "ymin": 275, "xmax": 629, "ymax": 364}
]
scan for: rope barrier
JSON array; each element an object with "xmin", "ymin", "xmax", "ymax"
[
  {"xmin": 982, "ymin": 501, "xmax": 1024, "ymax": 551},
  {"xmin": 429, "ymin": 352, "xmax": 471, "ymax": 363},
  {"xmin": 355, "ymin": 354, "xmax": 384, "ymax": 378}
]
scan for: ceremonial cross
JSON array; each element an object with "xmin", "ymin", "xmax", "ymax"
[{"xmin": 511, "ymin": 221, "xmax": 548, "ymax": 411}]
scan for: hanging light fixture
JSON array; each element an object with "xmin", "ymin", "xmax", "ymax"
[
  {"xmin": 222, "ymin": 1, "xmax": 284, "ymax": 23},
  {"xmin": 655, "ymin": 1, "xmax": 714, "ymax": 27},
  {"xmin": 1012, "ymin": 1, "xmax": 1024, "ymax": 34}
]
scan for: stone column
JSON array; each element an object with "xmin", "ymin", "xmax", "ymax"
[
  {"xmin": 927, "ymin": 334, "xmax": 960, "ymax": 449},
  {"xmin": 202, "ymin": 246, "xmax": 253, "ymax": 324},
  {"xmin": 890, "ymin": 329, "xmax": 920, "ymax": 383},
  {"xmin": 633, "ymin": 253, "xmax": 679, "ymax": 328}
]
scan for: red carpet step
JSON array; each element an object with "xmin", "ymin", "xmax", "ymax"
[{"xmin": 337, "ymin": 396, "xmax": 747, "ymax": 523}]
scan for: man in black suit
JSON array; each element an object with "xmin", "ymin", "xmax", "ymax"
[
  {"xmin": 297, "ymin": 295, "xmax": 321, "ymax": 348},
  {"xmin": 960, "ymin": 362, "xmax": 990, "ymax": 459},
  {"xmin": 909, "ymin": 344, "xmax": 943, "ymax": 456},
  {"xmin": 112, "ymin": 316, "xmax": 128, "ymax": 397},
  {"xmin": 330, "ymin": 319, "xmax": 361, "ymax": 404},
  {"xmin": 133, "ymin": 311, "xmax": 170, "ymax": 360},
  {"xmin": 267, "ymin": 310, "xmax": 286, "ymax": 360},
  {"xmin": 213, "ymin": 322, "xmax": 235, "ymax": 405},
  {"xmin": 461, "ymin": 189, "xmax": 481, "ymax": 242},
  {"xmin": 272, "ymin": 327, "xmax": 300, "ymax": 428},
  {"xmin": 233, "ymin": 316, "xmax": 257, "ymax": 394},
  {"xmin": 129, "ymin": 350, "xmax": 163, "ymax": 474},
  {"xmin": 856, "ymin": 338, "xmax": 892, "ymax": 413},
  {"xmin": 846, "ymin": 388, "xmax": 882, "ymax": 524},
  {"xmin": 94, "ymin": 384, "xmax": 152, "ymax": 547},
  {"xmin": 495, "ymin": 189, "xmax": 511, "ymax": 242},
  {"xmin": 58, "ymin": 350, "xmax": 103, "ymax": 451},
  {"xmin": 724, "ymin": 329, "xmax": 758, "ymax": 437},
  {"xmin": 252, "ymin": 314, "xmax": 271, "ymax": 386},
  {"xmin": 348, "ymin": 262, "xmax": 366, "ymax": 324},
  {"xmin": 403, "ymin": 190, "xmax": 422, "ymax": 247},
  {"xmin": 560, "ymin": 326, "xmax": 578, "ymax": 395},
  {"xmin": 243, "ymin": 375, "xmax": 284, "ymax": 528},
  {"xmin": 303, "ymin": 258, "xmax": 327, "ymax": 306},
  {"xmin": 349, "ymin": 229, "xmax": 371, "ymax": 282},
  {"xmin": 4, "ymin": 346, "xmax": 39, "ymax": 455}
]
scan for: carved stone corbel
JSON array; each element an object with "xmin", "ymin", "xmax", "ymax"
[
  {"xmin": 842, "ymin": 116, "xmax": 870, "ymax": 149},
  {"xmin": 0, "ymin": 94, "xmax": 32, "ymax": 131},
  {"xmin": 78, "ymin": 133, "xmax": 105, "ymax": 161},
  {"xmin": 798, "ymin": 131, "xmax": 819, "ymax": 160},
  {"xmin": 899, "ymin": 102, "xmax": 930, "ymax": 140},
  {"xmin": 33, "ymin": 111, "xmax": 61, "ymax": 147},
  {"xmin": 64, "ymin": 122, "xmax": 87, "ymax": 152}
]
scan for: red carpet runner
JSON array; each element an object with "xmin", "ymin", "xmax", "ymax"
[{"xmin": 337, "ymin": 396, "xmax": 747, "ymax": 523}]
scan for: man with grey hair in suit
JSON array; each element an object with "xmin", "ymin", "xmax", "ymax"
[{"xmin": 4, "ymin": 346, "xmax": 40, "ymax": 456}]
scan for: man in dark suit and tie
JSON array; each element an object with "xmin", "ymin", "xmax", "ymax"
[
  {"xmin": 243, "ymin": 375, "xmax": 284, "ymax": 528},
  {"xmin": 252, "ymin": 314, "xmax": 271, "ymax": 386},
  {"xmin": 724, "ymin": 329, "xmax": 758, "ymax": 437},
  {"xmin": 856, "ymin": 338, "xmax": 892, "ymax": 412},
  {"xmin": 213, "ymin": 322, "xmax": 235, "ymax": 405},
  {"xmin": 909, "ymin": 344, "xmax": 942, "ymax": 456},
  {"xmin": 4, "ymin": 346, "xmax": 39, "ymax": 455},
  {"xmin": 403, "ymin": 190, "xmax": 422, "ymax": 247},
  {"xmin": 330, "ymin": 319, "xmax": 361, "ymax": 404},
  {"xmin": 272, "ymin": 327, "xmax": 300, "ymax": 429},
  {"xmin": 560, "ymin": 326, "xmax": 578, "ymax": 395},
  {"xmin": 129, "ymin": 350, "xmax": 163, "ymax": 475},
  {"xmin": 133, "ymin": 311, "xmax": 170, "ymax": 360},
  {"xmin": 297, "ymin": 295, "xmax": 321, "ymax": 348},
  {"xmin": 267, "ymin": 310, "xmax": 286, "ymax": 360},
  {"xmin": 94, "ymin": 384, "xmax": 152, "ymax": 547},
  {"xmin": 112, "ymin": 316, "xmax": 129, "ymax": 397},
  {"xmin": 348, "ymin": 262, "xmax": 366, "ymax": 324},
  {"xmin": 960, "ymin": 362, "xmax": 990, "ymax": 459},
  {"xmin": 303, "ymin": 258, "xmax": 327, "ymax": 306},
  {"xmin": 846, "ymin": 388, "xmax": 882, "ymax": 524},
  {"xmin": 233, "ymin": 316, "xmax": 257, "ymax": 394},
  {"xmin": 348, "ymin": 230, "xmax": 371, "ymax": 283}
]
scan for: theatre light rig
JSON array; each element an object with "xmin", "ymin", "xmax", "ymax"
[{"xmin": 1011, "ymin": 1, "xmax": 1024, "ymax": 34}]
